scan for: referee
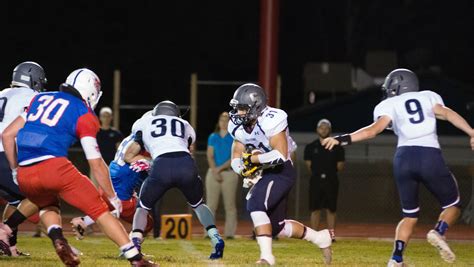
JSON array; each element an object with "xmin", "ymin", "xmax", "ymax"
[{"xmin": 304, "ymin": 119, "xmax": 344, "ymax": 241}]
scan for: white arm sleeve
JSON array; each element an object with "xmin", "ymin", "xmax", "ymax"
[
  {"xmin": 257, "ymin": 150, "xmax": 286, "ymax": 166},
  {"xmin": 80, "ymin": 136, "xmax": 102, "ymax": 159},
  {"xmin": 231, "ymin": 158, "xmax": 243, "ymax": 174}
]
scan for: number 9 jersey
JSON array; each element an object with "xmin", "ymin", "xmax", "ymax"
[
  {"xmin": 373, "ymin": 90, "xmax": 444, "ymax": 148},
  {"xmin": 132, "ymin": 115, "xmax": 196, "ymax": 159},
  {"xmin": 17, "ymin": 91, "xmax": 100, "ymax": 165}
]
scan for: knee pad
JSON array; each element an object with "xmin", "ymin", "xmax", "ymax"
[
  {"xmin": 277, "ymin": 220, "xmax": 293, "ymax": 238},
  {"xmin": 250, "ymin": 211, "xmax": 270, "ymax": 228}
]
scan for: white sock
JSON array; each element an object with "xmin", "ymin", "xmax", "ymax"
[
  {"xmin": 120, "ymin": 242, "xmax": 139, "ymax": 259},
  {"xmin": 256, "ymin": 235, "xmax": 275, "ymax": 265},
  {"xmin": 207, "ymin": 227, "xmax": 220, "ymax": 247},
  {"xmin": 303, "ymin": 227, "xmax": 331, "ymax": 248},
  {"xmin": 83, "ymin": 216, "xmax": 95, "ymax": 227},
  {"xmin": 130, "ymin": 231, "xmax": 143, "ymax": 241}
]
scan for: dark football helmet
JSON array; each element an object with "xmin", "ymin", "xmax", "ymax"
[
  {"xmin": 382, "ymin": 68, "xmax": 419, "ymax": 99},
  {"xmin": 229, "ymin": 83, "xmax": 267, "ymax": 126},
  {"xmin": 153, "ymin": 100, "xmax": 181, "ymax": 117},
  {"xmin": 11, "ymin": 61, "xmax": 47, "ymax": 91}
]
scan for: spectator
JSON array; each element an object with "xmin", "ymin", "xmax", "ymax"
[
  {"xmin": 97, "ymin": 107, "xmax": 123, "ymax": 164},
  {"xmin": 205, "ymin": 112, "xmax": 238, "ymax": 239},
  {"xmin": 304, "ymin": 119, "xmax": 345, "ymax": 241}
]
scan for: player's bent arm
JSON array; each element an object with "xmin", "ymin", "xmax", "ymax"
[
  {"xmin": 2, "ymin": 115, "xmax": 26, "ymax": 169},
  {"xmin": 322, "ymin": 116, "xmax": 392, "ymax": 150},
  {"xmin": 88, "ymin": 158, "xmax": 116, "ymax": 199},
  {"xmin": 251, "ymin": 131, "xmax": 288, "ymax": 165},
  {"xmin": 80, "ymin": 136, "xmax": 116, "ymax": 198},
  {"xmin": 230, "ymin": 140, "xmax": 245, "ymax": 174},
  {"xmin": 433, "ymin": 104, "xmax": 474, "ymax": 137},
  {"xmin": 124, "ymin": 141, "xmax": 146, "ymax": 164}
]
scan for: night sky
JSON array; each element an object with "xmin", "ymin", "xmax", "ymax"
[{"xmin": 2, "ymin": 0, "xmax": 473, "ymax": 145}]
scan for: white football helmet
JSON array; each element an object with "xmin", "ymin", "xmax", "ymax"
[{"xmin": 65, "ymin": 68, "xmax": 102, "ymax": 109}]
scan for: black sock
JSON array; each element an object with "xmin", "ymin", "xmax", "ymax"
[
  {"xmin": 5, "ymin": 210, "xmax": 27, "ymax": 229},
  {"xmin": 9, "ymin": 228, "xmax": 18, "ymax": 247},
  {"xmin": 391, "ymin": 240, "xmax": 405, "ymax": 262},
  {"xmin": 205, "ymin": 225, "xmax": 216, "ymax": 231},
  {"xmin": 48, "ymin": 227, "xmax": 65, "ymax": 242}
]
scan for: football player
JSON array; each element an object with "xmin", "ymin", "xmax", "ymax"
[
  {"xmin": 0, "ymin": 61, "xmax": 46, "ymax": 256},
  {"xmin": 228, "ymin": 83, "xmax": 332, "ymax": 265},
  {"xmin": 322, "ymin": 69, "xmax": 474, "ymax": 267},
  {"xmin": 70, "ymin": 132, "xmax": 154, "ymax": 240},
  {"xmin": 125, "ymin": 100, "xmax": 225, "ymax": 259},
  {"xmin": 1, "ymin": 68, "xmax": 156, "ymax": 266}
]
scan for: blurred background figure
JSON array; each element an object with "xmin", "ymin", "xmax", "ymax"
[
  {"xmin": 304, "ymin": 119, "xmax": 345, "ymax": 241},
  {"xmin": 205, "ymin": 112, "xmax": 238, "ymax": 239},
  {"xmin": 97, "ymin": 107, "xmax": 123, "ymax": 165}
]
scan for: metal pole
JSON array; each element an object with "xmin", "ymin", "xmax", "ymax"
[
  {"xmin": 113, "ymin": 70, "xmax": 121, "ymax": 129},
  {"xmin": 258, "ymin": 0, "xmax": 280, "ymax": 107},
  {"xmin": 190, "ymin": 73, "xmax": 198, "ymax": 130},
  {"xmin": 276, "ymin": 74, "xmax": 281, "ymax": 108}
]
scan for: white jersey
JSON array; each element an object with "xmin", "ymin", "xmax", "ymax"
[
  {"xmin": 0, "ymin": 87, "xmax": 37, "ymax": 151},
  {"xmin": 373, "ymin": 90, "xmax": 444, "ymax": 148},
  {"xmin": 113, "ymin": 134, "xmax": 135, "ymax": 166},
  {"xmin": 228, "ymin": 106, "xmax": 293, "ymax": 160},
  {"xmin": 132, "ymin": 115, "xmax": 195, "ymax": 159}
]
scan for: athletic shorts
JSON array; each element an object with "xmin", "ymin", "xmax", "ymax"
[{"xmin": 18, "ymin": 157, "xmax": 109, "ymax": 221}]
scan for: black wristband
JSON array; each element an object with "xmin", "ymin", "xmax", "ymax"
[{"xmin": 334, "ymin": 134, "xmax": 352, "ymax": 146}]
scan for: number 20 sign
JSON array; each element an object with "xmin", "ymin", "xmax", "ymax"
[{"xmin": 160, "ymin": 214, "xmax": 192, "ymax": 240}]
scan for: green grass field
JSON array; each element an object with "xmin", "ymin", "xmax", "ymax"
[{"xmin": 1, "ymin": 235, "xmax": 473, "ymax": 266}]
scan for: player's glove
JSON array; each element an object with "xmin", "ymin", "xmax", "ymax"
[
  {"xmin": 130, "ymin": 159, "xmax": 152, "ymax": 172},
  {"xmin": 108, "ymin": 195, "xmax": 122, "ymax": 218},
  {"xmin": 11, "ymin": 168, "xmax": 18, "ymax": 186},
  {"xmin": 240, "ymin": 149, "xmax": 261, "ymax": 177}
]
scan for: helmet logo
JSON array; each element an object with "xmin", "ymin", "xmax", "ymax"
[
  {"xmin": 249, "ymin": 93, "xmax": 258, "ymax": 102},
  {"xmin": 93, "ymin": 77, "xmax": 101, "ymax": 93}
]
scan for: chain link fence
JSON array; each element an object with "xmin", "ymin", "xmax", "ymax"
[{"xmin": 64, "ymin": 134, "xmax": 473, "ymax": 227}]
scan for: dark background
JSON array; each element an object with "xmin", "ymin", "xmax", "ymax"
[{"xmin": 1, "ymin": 0, "xmax": 473, "ymax": 147}]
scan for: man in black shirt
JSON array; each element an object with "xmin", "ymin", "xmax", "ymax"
[
  {"xmin": 304, "ymin": 119, "xmax": 344, "ymax": 241},
  {"xmin": 97, "ymin": 107, "xmax": 123, "ymax": 164}
]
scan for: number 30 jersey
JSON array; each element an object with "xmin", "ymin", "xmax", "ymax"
[
  {"xmin": 228, "ymin": 106, "xmax": 293, "ymax": 160},
  {"xmin": 0, "ymin": 87, "xmax": 37, "ymax": 152},
  {"xmin": 373, "ymin": 90, "xmax": 444, "ymax": 148},
  {"xmin": 132, "ymin": 115, "xmax": 196, "ymax": 159},
  {"xmin": 17, "ymin": 91, "xmax": 100, "ymax": 165}
]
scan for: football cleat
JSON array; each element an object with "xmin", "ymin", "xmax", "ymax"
[
  {"xmin": 71, "ymin": 217, "xmax": 87, "ymax": 240},
  {"xmin": 427, "ymin": 230, "xmax": 456, "ymax": 263},
  {"xmin": 209, "ymin": 238, "xmax": 225, "ymax": 259},
  {"xmin": 255, "ymin": 258, "xmax": 272, "ymax": 265},
  {"xmin": 9, "ymin": 245, "xmax": 30, "ymax": 257},
  {"xmin": 132, "ymin": 237, "xmax": 142, "ymax": 253},
  {"xmin": 387, "ymin": 259, "xmax": 406, "ymax": 267},
  {"xmin": 53, "ymin": 238, "xmax": 80, "ymax": 266},
  {"xmin": 130, "ymin": 257, "xmax": 159, "ymax": 267}
]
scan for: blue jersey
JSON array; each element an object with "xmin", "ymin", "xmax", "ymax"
[
  {"xmin": 110, "ymin": 135, "xmax": 147, "ymax": 200},
  {"xmin": 17, "ymin": 91, "xmax": 99, "ymax": 165}
]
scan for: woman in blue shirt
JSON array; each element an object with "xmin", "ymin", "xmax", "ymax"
[{"xmin": 205, "ymin": 112, "xmax": 238, "ymax": 239}]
